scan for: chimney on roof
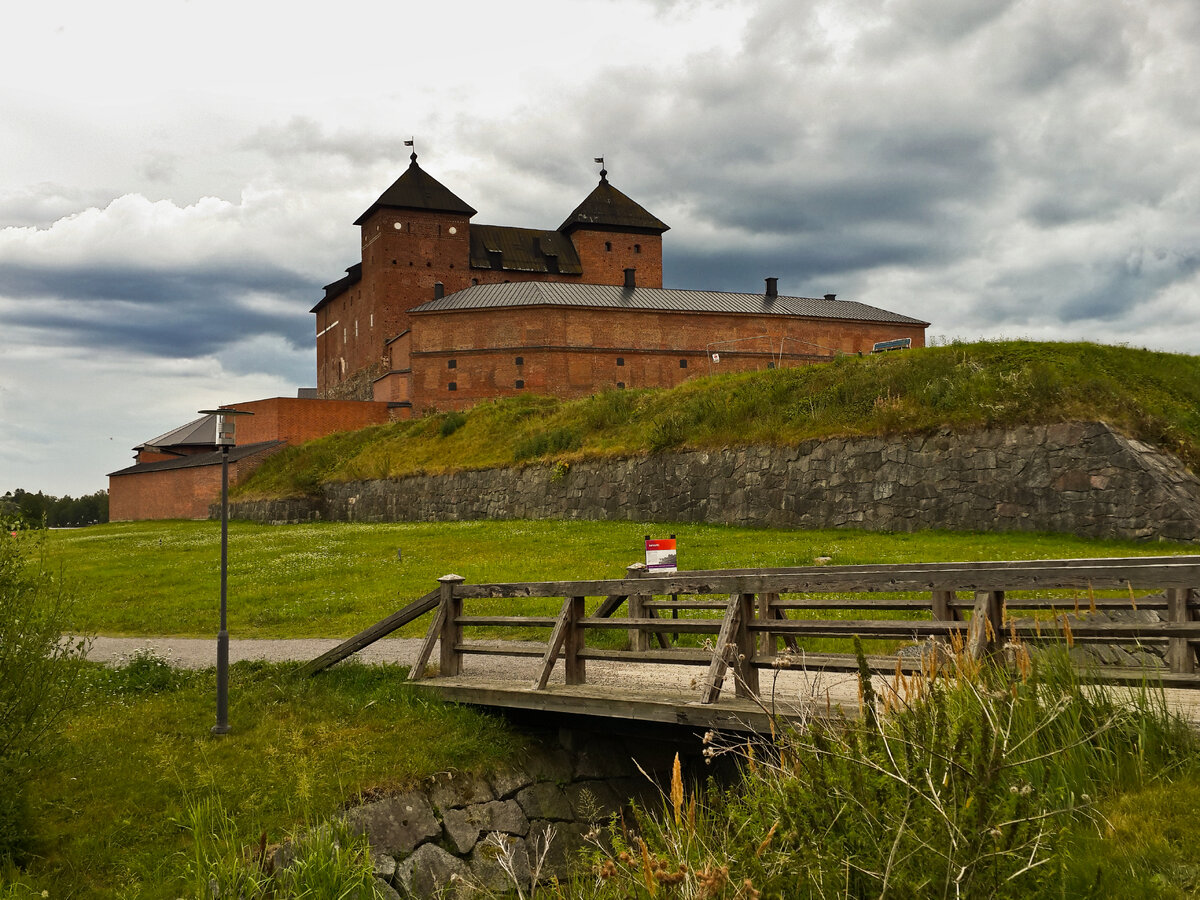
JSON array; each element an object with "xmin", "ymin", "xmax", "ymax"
[
  {"xmin": 624, "ymin": 268, "xmax": 636, "ymax": 289},
  {"xmin": 434, "ymin": 282, "xmax": 445, "ymax": 300},
  {"xmin": 765, "ymin": 277, "xmax": 778, "ymax": 298},
  {"xmin": 824, "ymin": 293, "xmax": 836, "ymax": 301}
]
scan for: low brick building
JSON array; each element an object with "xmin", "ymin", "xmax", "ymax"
[
  {"xmin": 108, "ymin": 396, "xmax": 389, "ymax": 521},
  {"xmin": 313, "ymin": 154, "xmax": 929, "ymax": 412}
]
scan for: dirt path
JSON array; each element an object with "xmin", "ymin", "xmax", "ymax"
[{"xmin": 84, "ymin": 635, "xmax": 1200, "ymax": 726}]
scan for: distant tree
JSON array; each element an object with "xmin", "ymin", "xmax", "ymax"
[{"xmin": 1, "ymin": 489, "xmax": 108, "ymax": 528}]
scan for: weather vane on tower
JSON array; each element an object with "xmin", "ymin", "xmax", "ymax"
[{"xmin": 594, "ymin": 156, "xmax": 607, "ymax": 181}]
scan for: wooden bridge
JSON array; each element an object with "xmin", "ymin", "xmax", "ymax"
[{"xmin": 300, "ymin": 555, "xmax": 1200, "ymax": 732}]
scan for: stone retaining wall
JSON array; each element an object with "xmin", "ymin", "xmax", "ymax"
[
  {"xmin": 228, "ymin": 422, "xmax": 1200, "ymax": 542},
  {"xmin": 347, "ymin": 726, "xmax": 685, "ymax": 899}
]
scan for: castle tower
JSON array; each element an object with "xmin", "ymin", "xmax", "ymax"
[{"xmin": 558, "ymin": 168, "xmax": 669, "ymax": 287}]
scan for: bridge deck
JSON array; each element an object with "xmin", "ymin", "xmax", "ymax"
[{"xmin": 410, "ymin": 676, "xmax": 845, "ymax": 733}]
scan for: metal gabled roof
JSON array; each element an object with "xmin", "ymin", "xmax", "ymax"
[
  {"xmin": 558, "ymin": 175, "xmax": 669, "ymax": 235},
  {"xmin": 409, "ymin": 281, "xmax": 929, "ymax": 326},
  {"xmin": 353, "ymin": 154, "xmax": 477, "ymax": 225},
  {"xmin": 469, "ymin": 224, "xmax": 583, "ymax": 274},
  {"xmin": 136, "ymin": 415, "xmax": 219, "ymax": 452},
  {"xmin": 311, "ymin": 262, "xmax": 362, "ymax": 314}
]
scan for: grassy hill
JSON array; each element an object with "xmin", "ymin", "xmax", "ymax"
[{"xmin": 236, "ymin": 340, "xmax": 1200, "ymax": 499}]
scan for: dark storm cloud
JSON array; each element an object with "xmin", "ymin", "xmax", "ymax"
[{"xmin": 0, "ymin": 262, "xmax": 313, "ymax": 356}]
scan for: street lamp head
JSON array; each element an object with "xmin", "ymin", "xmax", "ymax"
[{"xmin": 198, "ymin": 408, "xmax": 254, "ymax": 448}]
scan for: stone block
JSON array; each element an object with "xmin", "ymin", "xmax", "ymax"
[
  {"xmin": 516, "ymin": 782, "xmax": 574, "ymax": 822},
  {"xmin": 469, "ymin": 834, "xmax": 531, "ymax": 894},
  {"xmin": 489, "ymin": 768, "xmax": 535, "ymax": 799},
  {"xmin": 528, "ymin": 819, "xmax": 591, "ymax": 882},
  {"xmin": 396, "ymin": 843, "xmax": 469, "ymax": 900},
  {"xmin": 443, "ymin": 800, "xmax": 530, "ymax": 854},
  {"xmin": 347, "ymin": 793, "xmax": 442, "ymax": 857},
  {"xmin": 429, "ymin": 773, "xmax": 495, "ymax": 811}
]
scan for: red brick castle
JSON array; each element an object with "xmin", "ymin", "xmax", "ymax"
[{"xmin": 313, "ymin": 154, "xmax": 928, "ymax": 413}]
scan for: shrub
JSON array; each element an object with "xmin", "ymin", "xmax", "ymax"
[
  {"xmin": 513, "ymin": 427, "xmax": 582, "ymax": 462},
  {"xmin": 440, "ymin": 410, "xmax": 468, "ymax": 437},
  {"xmin": 579, "ymin": 642, "xmax": 1196, "ymax": 899},
  {"xmin": 0, "ymin": 531, "xmax": 87, "ymax": 862}
]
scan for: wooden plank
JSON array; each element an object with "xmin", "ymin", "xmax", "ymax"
[
  {"xmin": 298, "ymin": 588, "xmax": 440, "ymax": 677},
  {"xmin": 931, "ymin": 590, "xmax": 956, "ymax": 621},
  {"xmin": 534, "ymin": 596, "xmax": 574, "ymax": 690},
  {"xmin": 771, "ymin": 605, "xmax": 801, "ymax": 653},
  {"xmin": 581, "ymin": 617, "xmax": 723, "ymax": 633},
  {"xmin": 456, "ymin": 616, "xmax": 558, "ymax": 627},
  {"xmin": 456, "ymin": 643, "xmax": 545, "ymax": 658},
  {"xmin": 746, "ymin": 618, "xmax": 1200, "ymax": 639},
  {"xmin": 702, "ymin": 594, "xmax": 742, "ymax": 704},
  {"xmin": 438, "ymin": 575, "xmax": 465, "ymax": 678},
  {"xmin": 643, "ymin": 600, "xmax": 729, "ymax": 610},
  {"xmin": 577, "ymin": 647, "xmax": 712, "ymax": 664},
  {"xmin": 453, "ymin": 558, "xmax": 1200, "ymax": 599}
]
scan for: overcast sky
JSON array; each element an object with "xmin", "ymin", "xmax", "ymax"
[{"xmin": 3, "ymin": 0, "xmax": 1198, "ymax": 497}]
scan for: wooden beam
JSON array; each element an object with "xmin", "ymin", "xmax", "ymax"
[
  {"xmin": 298, "ymin": 588, "xmax": 440, "ymax": 677},
  {"xmin": 702, "ymin": 594, "xmax": 742, "ymax": 704},
  {"xmin": 409, "ymin": 599, "xmax": 447, "ymax": 682},
  {"xmin": 966, "ymin": 590, "xmax": 1004, "ymax": 660}
]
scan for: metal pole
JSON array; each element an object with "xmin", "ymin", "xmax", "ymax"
[{"xmin": 212, "ymin": 445, "xmax": 231, "ymax": 735}]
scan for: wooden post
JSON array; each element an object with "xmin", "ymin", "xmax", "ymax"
[
  {"xmin": 702, "ymin": 593, "xmax": 759, "ymax": 703},
  {"xmin": 564, "ymin": 595, "xmax": 586, "ymax": 685},
  {"xmin": 757, "ymin": 593, "xmax": 774, "ymax": 658},
  {"xmin": 535, "ymin": 595, "xmax": 585, "ymax": 690},
  {"xmin": 626, "ymin": 563, "xmax": 650, "ymax": 652},
  {"xmin": 1167, "ymin": 587, "xmax": 1196, "ymax": 675},
  {"xmin": 966, "ymin": 590, "xmax": 1004, "ymax": 660},
  {"xmin": 438, "ymin": 574, "xmax": 465, "ymax": 678},
  {"xmin": 931, "ymin": 590, "xmax": 957, "ymax": 621},
  {"xmin": 734, "ymin": 592, "xmax": 759, "ymax": 699}
]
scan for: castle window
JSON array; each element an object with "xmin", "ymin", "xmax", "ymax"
[
  {"xmin": 448, "ymin": 382, "xmax": 457, "ymax": 391},
  {"xmin": 515, "ymin": 379, "xmax": 525, "ymax": 389},
  {"xmin": 515, "ymin": 356, "xmax": 524, "ymax": 366},
  {"xmin": 392, "ymin": 259, "xmax": 397, "ymax": 265},
  {"xmin": 448, "ymin": 359, "xmax": 457, "ymax": 369},
  {"xmin": 679, "ymin": 359, "xmax": 687, "ymax": 368},
  {"xmin": 370, "ymin": 314, "xmax": 374, "ymax": 327},
  {"xmin": 616, "ymin": 357, "xmax": 625, "ymax": 366},
  {"xmin": 634, "ymin": 244, "xmax": 641, "ymax": 254},
  {"xmin": 767, "ymin": 362, "xmax": 776, "ymax": 370},
  {"xmin": 617, "ymin": 382, "xmax": 625, "ymax": 389},
  {"xmin": 604, "ymin": 241, "xmax": 612, "ymax": 252},
  {"xmin": 472, "ymin": 278, "xmax": 479, "ymax": 285}
]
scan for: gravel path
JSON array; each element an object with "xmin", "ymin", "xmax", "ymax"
[{"xmin": 82, "ymin": 635, "xmax": 1200, "ymax": 726}]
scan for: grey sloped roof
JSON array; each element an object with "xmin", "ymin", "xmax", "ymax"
[
  {"xmin": 469, "ymin": 224, "xmax": 583, "ymax": 274},
  {"xmin": 136, "ymin": 415, "xmax": 219, "ymax": 452},
  {"xmin": 108, "ymin": 441, "xmax": 284, "ymax": 477},
  {"xmin": 409, "ymin": 281, "xmax": 929, "ymax": 325},
  {"xmin": 558, "ymin": 176, "xmax": 669, "ymax": 235},
  {"xmin": 354, "ymin": 155, "xmax": 477, "ymax": 225}
]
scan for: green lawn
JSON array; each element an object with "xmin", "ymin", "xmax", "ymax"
[
  {"xmin": 48, "ymin": 519, "xmax": 1198, "ymax": 639},
  {"xmin": 5, "ymin": 660, "xmax": 519, "ymax": 900},
  {"xmin": 6, "ymin": 519, "xmax": 1200, "ymax": 899}
]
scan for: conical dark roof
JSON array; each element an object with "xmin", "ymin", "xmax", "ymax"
[
  {"xmin": 354, "ymin": 154, "xmax": 477, "ymax": 225},
  {"xmin": 558, "ymin": 174, "xmax": 669, "ymax": 235}
]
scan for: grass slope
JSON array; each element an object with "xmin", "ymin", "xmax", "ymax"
[{"xmin": 237, "ymin": 340, "xmax": 1200, "ymax": 499}]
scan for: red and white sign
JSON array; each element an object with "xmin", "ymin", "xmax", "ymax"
[{"xmin": 645, "ymin": 537, "xmax": 678, "ymax": 573}]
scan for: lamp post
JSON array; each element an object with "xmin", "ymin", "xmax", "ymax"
[{"xmin": 199, "ymin": 407, "xmax": 253, "ymax": 735}]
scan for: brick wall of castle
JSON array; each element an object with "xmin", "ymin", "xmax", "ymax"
[{"xmin": 407, "ymin": 306, "xmax": 926, "ymax": 410}]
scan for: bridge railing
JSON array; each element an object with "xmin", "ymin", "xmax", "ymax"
[{"xmin": 301, "ymin": 556, "xmax": 1200, "ymax": 696}]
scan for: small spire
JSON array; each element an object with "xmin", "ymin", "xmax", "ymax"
[{"xmin": 405, "ymin": 137, "xmax": 417, "ymax": 165}]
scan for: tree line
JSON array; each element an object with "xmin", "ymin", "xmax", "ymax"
[{"xmin": 1, "ymin": 489, "xmax": 108, "ymax": 528}]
